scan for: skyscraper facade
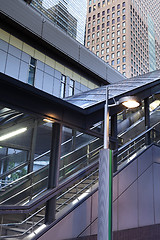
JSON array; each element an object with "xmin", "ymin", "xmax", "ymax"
[
  {"xmin": 31, "ymin": 0, "xmax": 87, "ymax": 44},
  {"xmin": 85, "ymin": 0, "xmax": 160, "ymax": 78}
]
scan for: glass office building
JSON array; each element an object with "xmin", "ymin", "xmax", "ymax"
[
  {"xmin": 31, "ymin": 0, "xmax": 87, "ymax": 44},
  {"xmin": 85, "ymin": 0, "xmax": 160, "ymax": 78}
]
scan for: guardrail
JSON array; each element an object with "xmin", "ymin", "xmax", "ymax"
[
  {"xmin": 117, "ymin": 122, "xmax": 160, "ymax": 167},
  {"xmin": 0, "ymin": 121, "xmax": 160, "ymax": 239}
]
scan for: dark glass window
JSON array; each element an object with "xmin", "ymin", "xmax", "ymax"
[
  {"xmin": 60, "ymin": 75, "xmax": 66, "ymax": 98},
  {"xmin": 117, "ymin": 4, "xmax": 120, "ymax": 9},
  {"xmin": 69, "ymin": 79, "xmax": 75, "ymax": 96},
  {"xmin": 28, "ymin": 57, "xmax": 37, "ymax": 86}
]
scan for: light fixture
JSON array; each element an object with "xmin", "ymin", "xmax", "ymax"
[
  {"xmin": 149, "ymin": 100, "xmax": 160, "ymax": 111},
  {"xmin": 43, "ymin": 118, "xmax": 54, "ymax": 123},
  {"xmin": 119, "ymin": 96, "xmax": 140, "ymax": 109},
  {"xmin": 0, "ymin": 127, "xmax": 27, "ymax": 141}
]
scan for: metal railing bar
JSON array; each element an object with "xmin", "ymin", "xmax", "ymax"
[
  {"xmin": 0, "ymin": 176, "xmax": 48, "ymax": 205},
  {"xmin": 57, "ymin": 169, "xmax": 98, "ymax": 201},
  {"xmin": 0, "ymin": 163, "xmax": 48, "ymax": 191},
  {"xmin": 34, "ymin": 150, "xmax": 50, "ymax": 161},
  {"xmin": 0, "ymin": 215, "xmax": 45, "ymax": 239},
  {"xmin": 0, "ymin": 206, "xmax": 45, "ymax": 227},
  {"xmin": 0, "ymin": 161, "xmax": 99, "ymax": 212},
  {"xmin": 118, "ymin": 143, "xmax": 146, "ymax": 164},
  {"xmin": 59, "ymin": 145, "xmax": 102, "ymax": 172},
  {"xmin": 56, "ymin": 175, "xmax": 99, "ymax": 211},
  {"xmin": 118, "ymin": 121, "xmax": 160, "ymax": 152},
  {"xmin": 0, "ymin": 162, "xmax": 28, "ymax": 182},
  {"xmin": 117, "ymin": 137, "xmax": 145, "ymax": 158}
]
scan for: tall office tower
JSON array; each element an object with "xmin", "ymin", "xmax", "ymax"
[
  {"xmin": 31, "ymin": 0, "xmax": 87, "ymax": 44},
  {"xmin": 85, "ymin": 0, "xmax": 160, "ymax": 78}
]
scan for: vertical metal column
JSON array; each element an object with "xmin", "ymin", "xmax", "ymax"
[
  {"xmin": 111, "ymin": 114, "xmax": 118, "ymax": 173},
  {"xmin": 45, "ymin": 122, "xmax": 62, "ymax": 224},
  {"xmin": 144, "ymin": 98, "xmax": 150, "ymax": 145},
  {"xmin": 98, "ymin": 86, "xmax": 112, "ymax": 240}
]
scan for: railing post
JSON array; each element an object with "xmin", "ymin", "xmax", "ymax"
[
  {"xmin": 144, "ymin": 98, "xmax": 150, "ymax": 145},
  {"xmin": 45, "ymin": 122, "xmax": 62, "ymax": 224}
]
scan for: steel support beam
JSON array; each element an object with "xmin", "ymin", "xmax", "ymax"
[{"xmin": 45, "ymin": 122, "xmax": 62, "ymax": 224}]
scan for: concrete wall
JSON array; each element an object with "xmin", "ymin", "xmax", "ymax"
[{"xmin": 38, "ymin": 145, "xmax": 160, "ymax": 240}]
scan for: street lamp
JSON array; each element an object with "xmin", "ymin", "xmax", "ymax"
[{"xmin": 98, "ymin": 86, "xmax": 140, "ymax": 240}]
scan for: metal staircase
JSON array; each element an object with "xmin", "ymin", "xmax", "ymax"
[{"xmin": 0, "ymin": 114, "xmax": 160, "ymax": 239}]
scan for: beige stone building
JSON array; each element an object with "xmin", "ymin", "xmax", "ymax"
[{"xmin": 85, "ymin": 0, "xmax": 160, "ymax": 78}]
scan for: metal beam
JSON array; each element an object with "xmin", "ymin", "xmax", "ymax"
[{"xmin": 45, "ymin": 122, "xmax": 62, "ymax": 224}]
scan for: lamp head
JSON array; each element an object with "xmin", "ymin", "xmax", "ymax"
[{"xmin": 119, "ymin": 96, "xmax": 140, "ymax": 109}]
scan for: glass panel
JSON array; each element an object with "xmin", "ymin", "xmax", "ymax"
[
  {"xmin": 59, "ymin": 126, "xmax": 103, "ymax": 181},
  {"xmin": 0, "ymin": 147, "xmax": 28, "ymax": 181},
  {"xmin": 33, "ymin": 122, "xmax": 52, "ymax": 171},
  {"xmin": 0, "ymin": 105, "xmax": 52, "ymax": 205},
  {"xmin": 61, "ymin": 126, "xmax": 73, "ymax": 156}
]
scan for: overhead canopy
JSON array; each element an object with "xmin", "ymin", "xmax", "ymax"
[{"xmin": 65, "ymin": 70, "xmax": 160, "ymax": 110}]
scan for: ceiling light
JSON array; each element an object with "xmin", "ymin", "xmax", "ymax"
[
  {"xmin": 0, "ymin": 127, "xmax": 27, "ymax": 141},
  {"xmin": 43, "ymin": 119, "xmax": 54, "ymax": 123}
]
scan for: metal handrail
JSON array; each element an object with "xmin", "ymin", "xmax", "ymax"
[
  {"xmin": 0, "ymin": 137, "xmax": 101, "ymax": 198},
  {"xmin": 57, "ymin": 176, "xmax": 98, "ymax": 211},
  {"xmin": 0, "ymin": 121, "xmax": 102, "ymax": 190},
  {"xmin": 0, "ymin": 206, "xmax": 45, "ymax": 239},
  {"xmin": 1, "ymin": 121, "xmax": 160, "ymax": 207},
  {"xmin": 60, "ymin": 144, "xmax": 102, "ymax": 172},
  {"xmin": 0, "ymin": 176, "xmax": 48, "ymax": 205},
  {"xmin": 0, "ymin": 162, "xmax": 28, "ymax": 182},
  {"xmin": 0, "ymin": 167, "xmax": 98, "ymax": 228},
  {"xmin": 1, "ymin": 122, "xmax": 160, "ymax": 238},
  {"xmin": 116, "ymin": 122, "xmax": 160, "ymax": 166},
  {"xmin": 118, "ymin": 136, "xmax": 145, "ymax": 158},
  {"xmin": 0, "ymin": 167, "xmax": 99, "ymax": 239},
  {"xmin": 57, "ymin": 169, "xmax": 98, "ymax": 201},
  {"xmin": 118, "ymin": 121, "xmax": 160, "ymax": 153}
]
